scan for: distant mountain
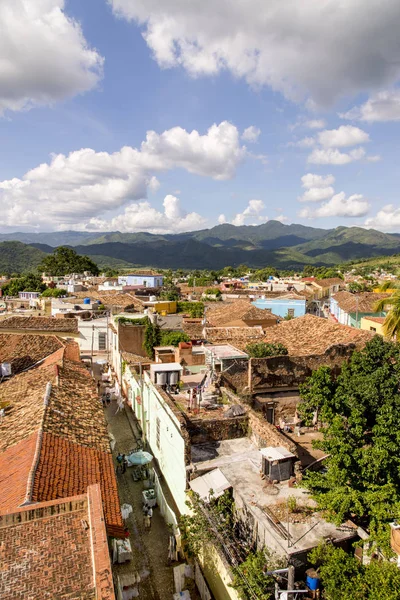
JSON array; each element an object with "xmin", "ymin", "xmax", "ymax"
[
  {"xmin": 0, "ymin": 242, "xmax": 47, "ymax": 274},
  {"xmin": 1, "ymin": 221, "xmax": 400, "ymax": 271}
]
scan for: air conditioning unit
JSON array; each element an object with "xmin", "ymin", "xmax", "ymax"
[
  {"xmin": 260, "ymin": 447, "xmax": 296, "ymax": 482},
  {"xmin": 150, "ymin": 363, "xmax": 183, "ymax": 386},
  {"xmin": 0, "ymin": 363, "xmax": 11, "ymax": 377}
]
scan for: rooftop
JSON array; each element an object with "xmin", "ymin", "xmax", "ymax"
[
  {"xmin": 204, "ymin": 326, "xmax": 264, "ymax": 348},
  {"xmin": 312, "ymin": 277, "xmax": 343, "ymax": 288},
  {"xmin": 204, "ymin": 343, "xmax": 249, "ymax": 359},
  {"xmin": 0, "ymin": 350, "xmax": 123, "ymax": 536},
  {"xmin": 362, "ymin": 316, "xmax": 386, "ymax": 324},
  {"xmin": 0, "ymin": 315, "xmax": 78, "ymax": 333},
  {"xmin": 262, "ymin": 314, "xmax": 374, "ymax": 355},
  {"xmin": 0, "ymin": 333, "xmax": 65, "ymax": 375},
  {"xmin": 192, "ymin": 438, "xmax": 356, "ymax": 557},
  {"xmin": 0, "ymin": 485, "xmax": 115, "ymax": 600},
  {"xmin": 206, "ymin": 299, "xmax": 278, "ymax": 327},
  {"xmin": 332, "ymin": 291, "xmax": 391, "ymax": 313}
]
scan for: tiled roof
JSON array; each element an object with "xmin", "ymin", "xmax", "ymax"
[
  {"xmin": 0, "ymin": 354, "xmax": 124, "ymax": 535},
  {"xmin": 122, "ymin": 351, "xmax": 155, "ymax": 365},
  {"xmin": 205, "ymin": 326, "xmax": 264, "ymax": 348},
  {"xmin": 0, "ymin": 485, "xmax": 115, "ymax": 600},
  {"xmin": 206, "ymin": 299, "xmax": 278, "ymax": 327},
  {"xmin": 362, "ymin": 316, "xmax": 385, "ymax": 324},
  {"xmin": 313, "ymin": 277, "xmax": 343, "ymax": 288},
  {"xmin": 262, "ymin": 314, "xmax": 374, "ymax": 356},
  {"xmin": 332, "ymin": 291, "xmax": 391, "ymax": 313},
  {"xmin": 0, "ymin": 315, "xmax": 78, "ymax": 333},
  {"xmin": 182, "ymin": 321, "xmax": 205, "ymax": 340},
  {"xmin": 0, "ymin": 333, "xmax": 65, "ymax": 375}
]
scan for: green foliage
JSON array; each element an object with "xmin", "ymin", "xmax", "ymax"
[
  {"xmin": 187, "ymin": 276, "xmax": 214, "ymax": 287},
  {"xmin": 115, "ymin": 316, "xmax": 149, "ymax": 326},
  {"xmin": 39, "ymin": 246, "xmax": 99, "ymax": 276},
  {"xmin": 41, "ymin": 287, "xmax": 66, "ymax": 297},
  {"xmin": 177, "ymin": 301, "xmax": 204, "ymax": 318},
  {"xmin": 309, "ymin": 543, "xmax": 400, "ymax": 600},
  {"xmin": 104, "ymin": 268, "xmax": 119, "ymax": 277},
  {"xmin": 204, "ymin": 287, "xmax": 221, "ymax": 297},
  {"xmin": 0, "ymin": 241, "xmax": 47, "ymax": 275},
  {"xmin": 2, "ymin": 272, "xmax": 46, "ymax": 296},
  {"xmin": 143, "ymin": 320, "xmax": 161, "ymax": 358},
  {"xmin": 249, "ymin": 267, "xmax": 279, "ymax": 282},
  {"xmin": 159, "ymin": 331, "xmax": 190, "ymax": 346},
  {"xmin": 231, "ymin": 549, "xmax": 280, "ymax": 600},
  {"xmin": 245, "ymin": 342, "xmax": 288, "ymax": 358},
  {"xmin": 374, "ymin": 291, "xmax": 400, "ymax": 339},
  {"xmin": 300, "ymin": 337, "xmax": 400, "ymax": 548},
  {"xmin": 159, "ymin": 288, "xmax": 180, "ymax": 301},
  {"xmin": 348, "ymin": 281, "xmax": 374, "ymax": 293}
]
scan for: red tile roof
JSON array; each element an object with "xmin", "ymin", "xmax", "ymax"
[
  {"xmin": 0, "ymin": 333, "xmax": 65, "ymax": 375},
  {"xmin": 0, "ymin": 485, "xmax": 115, "ymax": 600},
  {"xmin": 0, "ymin": 315, "xmax": 78, "ymax": 333},
  {"xmin": 0, "ymin": 351, "xmax": 124, "ymax": 536}
]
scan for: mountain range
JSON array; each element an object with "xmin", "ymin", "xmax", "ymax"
[{"xmin": 1, "ymin": 221, "xmax": 400, "ymax": 272}]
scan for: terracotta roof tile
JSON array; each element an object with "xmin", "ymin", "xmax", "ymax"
[
  {"xmin": 207, "ymin": 299, "xmax": 278, "ymax": 327},
  {"xmin": 262, "ymin": 314, "xmax": 374, "ymax": 355},
  {"xmin": 0, "ymin": 316, "xmax": 78, "ymax": 333},
  {"xmin": 0, "ymin": 333, "xmax": 65, "ymax": 375},
  {"xmin": 0, "ymin": 432, "xmax": 39, "ymax": 512},
  {"xmin": 362, "ymin": 316, "xmax": 385, "ymax": 324},
  {"xmin": 205, "ymin": 326, "xmax": 264, "ymax": 348},
  {"xmin": 332, "ymin": 291, "xmax": 391, "ymax": 313}
]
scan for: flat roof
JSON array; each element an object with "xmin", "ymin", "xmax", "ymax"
[
  {"xmin": 150, "ymin": 362, "xmax": 183, "ymax": 372},
  {"xmin": 204, "ymin": 344, "xmax": 249, "ymax": 359},
  {"xmin": 189, "ymin": 468, "xmax": 231, "ymax": 502},
  {"xmin": 260, "ymin": 446, "xmax": 296, "ymax": 461}
]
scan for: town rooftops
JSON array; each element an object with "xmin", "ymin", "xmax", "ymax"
[
  {"xmin": 0, "ymin": 485, "xmax": 115, "ymax": 600},
  {"xmin": 312, "ymin": 277, "xmax": 343, "ymax": 288},
  {"xmin": 126, "ymin": 271, "xmax": 163, "ymax": 277},
  {"xmin": 332, "ymin": 291, "xmax": 391, "ymax": 313},
  {"xmin": 0, "ymin": 349, "xmax": 124, "ymax": 537},
  {"xmin": 262, "ymin": 314, "xmax": 374, "ymax": 356},
  {"xmin": 0, "ymin": 315, "xmax": 78, "ymax": 333},
  {"xmin": 362, "ymin": 316, "xmax": 386, "ymax": 324}
]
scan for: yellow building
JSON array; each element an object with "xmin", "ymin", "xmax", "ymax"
[
  {"xmin": 360, "ymin": 316, "xmax": 386, "ymax": 336},
  {"xmin": 144, "ymin": 300, "xmax": 177, "ymax": 314}
]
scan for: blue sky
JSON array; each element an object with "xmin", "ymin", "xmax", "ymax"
[{"xmin": 1, "ymin": 0, "xmax": 400, "ymax": 233}]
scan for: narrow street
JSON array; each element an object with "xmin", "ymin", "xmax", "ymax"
[{"xmin": 105, "ymin": 401, "xmax": 175, "ymax": 599}]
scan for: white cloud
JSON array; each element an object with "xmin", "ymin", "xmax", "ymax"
[
  {"xmin": 317, "ymin": 125, "xmax": 370, "ymax": 148},
  {"xmin": 305, "ymin": 119, "xmax": 326, "ymax": 129},
  {"xmin": 301, "ymin": 173, "xmax": 335, "ymax": 188},
  {"xmin": 366, "ymin": 155, "xmax": 381, "ymax": 162},
  {"xmin": 298, "ymin": 187, "xmax": 335, "ymax": 203},
  {"xmin": 83, "ymin": 195, "xmax": 205, "ymax": 234},
  {"xmin": 299, "ymin": 192, "xmax": 370, "ymax": 218},
  {"xmin": 291, "ymin": 137, "xmax": 316, "ymax": 148},
  {"xmin": 109, "ymin": 0, "xmax": 400, "ymax": 106},
  {"xmin": 364, "ymin": 204, "xmax": 400, "ymax": 231},
  {"xmin": 218, "ymin": 214, "xmax": 227, "ymax": 224},
  {"xmin": 275, "ymin": 214, "xmax": 289, "ymax": 223},
  {"xmin": 341, "ymin": 90, "xmax": 400, "ymax": 122},
  {"xmin": 0, "ymin": 121, "xmax": 246, "ymax": 228},
  {"xmin": 232, "ymin": 199, "xmax": 266, "ymax": 226},
  {"xmin": 0, "ymin": 0, "xmax": 103, "ymax": 114},
  {"xmin": 308, "ymin": 147, "xmax": 366, "ymax": 165},
  {"xmin": 241, "ymin": 126, "xmax": 261, "ymax": 142}
]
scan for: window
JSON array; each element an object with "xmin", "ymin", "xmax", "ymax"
[
  {"xmin": 370, "ymin": 327, "xmax": 377, "ymax": 332},
  {"xmin": 98, "ymin": 332, "xmax": 106, "ymax": 351},
  {"xmin": 156, "ymin": 417, "xmax": 161, "ymax": 450},
  {"xmin": 287, "ymin": 308, "xmax": 295, "ymax": 317}
]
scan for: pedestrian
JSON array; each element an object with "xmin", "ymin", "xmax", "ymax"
[
  {"xmin": 122, "ymin": 454, "xmax": 127, "ymax": 473},
  {"xmin": 143, "ymin": 506, "xmax": 151, "ymax": 530},
  {"xmin": 147, "ymin": 506, "xmax": 153, "ymax": 530},
  {"xmin": 97, "ymin": 381, "xmax": 101, "ymax": 394},
  {"xmin": 116, "ymin": 453, "xmax": 124, "ymax": 465},
  {"xmin": 123, "ymin": 527, "xmax": 130, "ymax": 538}
]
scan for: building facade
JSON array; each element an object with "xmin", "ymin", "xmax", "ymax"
[
  {"xmin": 252, "ymin": 297, "xmax": 306, "ymax": 319},
  {"xmin": 119, "ymin": 273, "xmax": 164, "ymax": 287}
]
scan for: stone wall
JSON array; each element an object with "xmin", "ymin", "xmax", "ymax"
[
  {"xmin": 249, "ymin": 344, "xmax": 357, "ymax": 394},
  {"xmin": 220, "ymin": 358, "xmax": 249, "ymax": 395},
  {"xmin": 248, "ymin": 410, "xmax": 297, "ymax": 455},
  {"xmin": 186, "ymin": 415, "xmax": 249, "ymax": 445}
]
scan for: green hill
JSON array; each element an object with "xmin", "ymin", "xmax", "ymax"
[{"xmin": 0, "ymin": 242, "xmax": 47, "ymax": 274}]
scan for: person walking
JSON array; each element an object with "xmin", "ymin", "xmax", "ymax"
[
  {"xmin": 143, "ymin": 504, "xmax": 150, "ymax": 530},
  {"xmin": 147, "ymin": 506, "xmax": 153, "ymax": 530},
  {"xmin": 122, "ymin": 454, "xmax": 128, "ymax": 474}
]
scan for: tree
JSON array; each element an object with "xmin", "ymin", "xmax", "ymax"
[
  {"xmin": 177, "ymin": 301, "xmax": 205, "ymax": 318},
  {"xmin": 41, "ymin": 288, "xmax": 66, "ymax": 298},
  {"xmin": 299, "ymin": 336, "xmax": 400, "ymax": 550},
  {"xmin": 249, "ymin": 267, "xmax": 279, "ymax": 282},
  {"xmin": 39, "ymin": 246, "xmax": 99, "ymax": 276},
  {"xmin": 2, "ymin": 273, "xmax": 46, "ymax": 296},
  {"xmin": 159, "ymin": 331, "xmax": 190, "ymax": 346},
  {"xmin": 231, "ymin": 549, "xmax": 281, "ymax": 600},
  {"xmin": 245, "ymin": 342, "xmax": 288, "ymax": 358},
  {"xmin": 374, "ymin": 290, "xmax": 400, "ymax": 339},
  {"xmin": 309, "ymin": 543, "xmax": 400, "ymax": 600}
]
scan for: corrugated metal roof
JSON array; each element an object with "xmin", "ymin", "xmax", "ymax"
[{"xmin": 189, "ymin": 468, "xmax": 231, "ymax": 501}]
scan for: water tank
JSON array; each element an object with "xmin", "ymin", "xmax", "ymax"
[
  {"xmin": 83, "ymin": 297, "xmax": 91, "ymax": 305},
  {"xmin": 149, "ymin": 295, "xmax": 157, "ymax": 302},
  {"xmin": 156, "ymin": 372, "xmax": 167, "ymax": 385},
  {"xmin": 169, "ymin": 371, "xmax": 179, "ymax": 385}
]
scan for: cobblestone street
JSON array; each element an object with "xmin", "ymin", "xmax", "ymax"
[{"xmin": 105, "ymin": 400, "xmax": 175, "ymax": 599}]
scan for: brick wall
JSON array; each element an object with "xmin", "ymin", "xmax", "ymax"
[{"xmin": 186, "ymin": 415, "xmax": 249, "ymax": 445}]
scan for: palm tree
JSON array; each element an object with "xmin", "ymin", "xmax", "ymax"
[
  {"xmin": 376, "ymin": 280, "xmax": 398, "ymax": 292},
  {"xmin": 374, "ymin": 291, "xmax": 400, "ymax": 339}
]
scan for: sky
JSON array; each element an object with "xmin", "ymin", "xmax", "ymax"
[{"xmin": 1, "ymin": 0, "xmax": 400, "ymax": 234}]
